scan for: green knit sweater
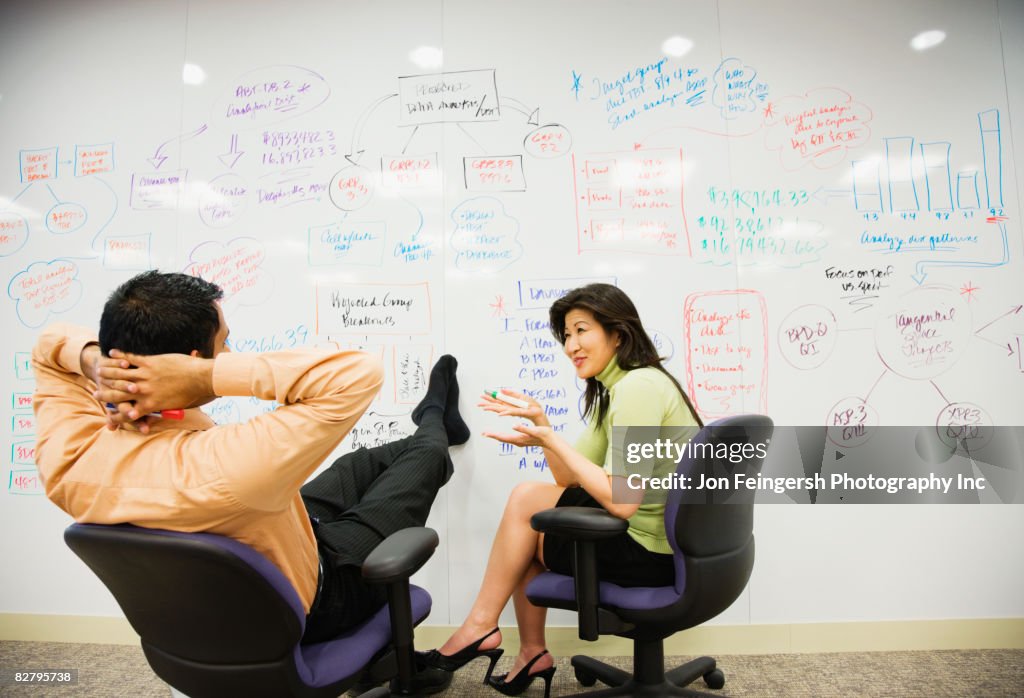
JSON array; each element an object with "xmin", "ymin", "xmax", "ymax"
[{"xmin": 573, "ymin": 357, "xmax": 698, "ymax": 554}]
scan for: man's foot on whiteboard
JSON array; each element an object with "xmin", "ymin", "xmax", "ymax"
[
  {"xmin": 412, "ymin": 355, "xmax": 469, "ymax": 445},
  {"xmin": 411, "ymin": 355, "xmax": 454, "ymax": 425},
  {"xmin": 443, "ymin": 357, "xmax": 471, "ymax": 445}
]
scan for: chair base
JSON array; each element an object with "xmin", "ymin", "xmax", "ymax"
[
  {"xmin": 348, "ymin": 662, "xmax": 452, "ymax": 697},
  {"xmin": 565, "ymin": 654, "xmax": 726, "ymax": 697}
]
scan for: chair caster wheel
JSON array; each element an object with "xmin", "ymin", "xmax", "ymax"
[
  {"xmin": 574, "ymin": 666, "xmax": 597, "ymax": 687},
  {"xmin": 703, "ymin": 668, "xmax": 725, "ymax": 689}
]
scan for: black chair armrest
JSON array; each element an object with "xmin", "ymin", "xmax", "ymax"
[
  {"xmin": 361, "ymin": 527, "xmax": 438, "ymax": 585},
  {"xmin": 530, "ymin": 506, "xmax": 628, "ymax": 540},
  {"xmin": 360, "ymin": 527, "xmax": 439, "ymax": 694},
  {"xmin": 531, "ymin": 506, "xmax": 629, "ymax": 641}
]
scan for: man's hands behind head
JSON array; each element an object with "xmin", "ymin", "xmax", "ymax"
[{"xmin": 92, "ymin": 349, "xmax": 217, "ymax": 433}]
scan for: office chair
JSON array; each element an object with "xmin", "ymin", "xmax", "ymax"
[
  {"xmin": 526, "ymin": 414, "xmax": 774, "ymax": 697},
  {"xmin": 64, "ymin": 523, "xmax": 445, "ymax": 698}
]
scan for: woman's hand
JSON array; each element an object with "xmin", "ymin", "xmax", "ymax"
[
  {"xmin": 478, "ymin": 388, "xmax": 549, "ymax": 426},
  {"xmin": 482, "ymin": 423, "xmax": 555, "ymax": 448}
]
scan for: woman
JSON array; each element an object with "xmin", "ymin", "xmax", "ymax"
[{"xmin": 421, "ymin": 283, "xmax": 702, "ymax": 697}]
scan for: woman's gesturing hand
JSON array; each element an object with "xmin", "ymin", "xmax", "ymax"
[
  {"xmin": 482, "ymin": 423, "xmax": 554, "ymax": 449},
  {"xmin": 478, "ymin": 388, "xmax": 549, "ymax": 426}
]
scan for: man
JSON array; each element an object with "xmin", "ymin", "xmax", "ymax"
[{"xmin": 33, "ymin": 270, "xmax": 469, "ymax": 648}]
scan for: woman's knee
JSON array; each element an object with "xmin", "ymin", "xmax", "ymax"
[{"xmin": 504, "ymin": 482, "xmax": 561, "ymax": 520}]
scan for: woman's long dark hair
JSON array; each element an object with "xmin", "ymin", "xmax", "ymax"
[{"xmin": 549, "ymin": 283, "xmax": 703, "ymax": 429}]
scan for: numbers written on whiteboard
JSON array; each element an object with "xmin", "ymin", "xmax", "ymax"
[{"xmin": 227, "ymin": 325, "xmax": 310, "ymax": 353}]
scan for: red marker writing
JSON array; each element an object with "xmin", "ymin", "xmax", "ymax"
[{"xmin": 106, "ymin": 404, "xmax": 185, "ymax": 420}]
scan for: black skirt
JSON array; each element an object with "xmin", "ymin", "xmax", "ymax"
[{"xmin": 542, "ymin": 487, "xmax": 676, "ymax": 587}]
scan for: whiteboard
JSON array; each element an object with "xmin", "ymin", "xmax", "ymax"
[{"xmin": 2, "ymin": 0, "xmax": 1023, "ymax": 628}]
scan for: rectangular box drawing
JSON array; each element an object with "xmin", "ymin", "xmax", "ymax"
[
  {"xmin": 8, "ymin": 469, "xmax": 43, "ymax": 495},
  {"xmin": 14, "ymin": 352, "xmax": 32, "ymax": 381},
  {"xmin": 957, "ymin": 171, "xmax": 980, "ymax": 210},
  {"xmin": 19, "ymin": 147, "xmax": 58, "ymax": 183},
  {"xmin": 11, "ymin": 440, "xmax": 36, "ymax": 466},
  {"xmin": 103, "ymin": 234, "xmax": 152, "ymax": 270},
  {"xmin": 852, "ymin": 159, "xmax": 883, "ymax": 212},
  {"xmin": 130, "ymin": 170, "xmax": 187, "ymax": 210},
  {"xmin": 382, "ymin": 153, "xmax": 439, "ymax": 189},
  {"xmin": 591, "ymin": 218, "xmax": 625, "ymax": 242},
  {"xmin": 884, "ymin": 137, "xmax": 918, "ymax": 212},
  {"xmin": 684, "ymin": 290, "xmax": 769, "ymax": 419},
  {"xmin": 573, "ymin": 149, "xmax": 689, "ymax": 255},
  {"xmin": 393, "ymin": 344, "xmax": 433, "ymax": 404},
  {"xmin": 584, "ymin": 159, "xmax": 616, "ymax": 182},
  {"xmin": 920, "ymin": 142, "xmax": 953, "ymax": 212},
  {"xmin": 464, "ymin": 155, "xmax": 526, "ymax": 192},
  {"xmin": 316, "ymin": 282, "xmax": 431, "ymax": 335},
  {"xmin": 75, "ymin": 143, "xmax": 115, "ymax": 177},
  {"xmin": 308, "ymin": 221, "xmax": 386, "ymax": 266},
  {"xmin": 979, "ymin": 108, "xmax": 1003, "ymax": 209},
  {"xmin": 398, "ymin": 69, "xmax": 499, "ymax": 125},
  {"xmin": 516, "ymin": 275, "xmax": 617, "ymax": 310},
  {"xmin": 11, "ymin": 414, "xmax": 36, "ymax": 436},
  {"xmin": 586, "ymin": 188, "xmax": 621, "ymax": 210}
]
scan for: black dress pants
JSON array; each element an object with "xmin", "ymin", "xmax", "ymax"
[{"xmin": 299, "ymin": 409, "xmax": 452, "ymax": 643}]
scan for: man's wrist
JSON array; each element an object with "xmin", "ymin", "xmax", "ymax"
[
  {"xmin": 79, "ymin": 343, "xmax": 101, "ymax": 382},
  {"xmin": 191, "ymin": 357, "xmax": 218, "ymax": 403}
]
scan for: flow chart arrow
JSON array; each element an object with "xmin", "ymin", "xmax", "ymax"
[
  {"xmin": 401, "ymin": 126, "xmax": 420, "ymax": 155},
  {"xmin": 218, "ymin": 134, "xmax": 244, "ymax": 169},
  {"xmin": 812, "ymin": 186, "xmax": 853, "ymax": 206},
  {"xmin": 149, "ymin": 123, "xmax": 208, "ymax": 169},
  {"xmin": 912, "ymin": 220, "xmax": 1009, "ymax": 285},
  {"xmin": 500, "ymin": 97, "xmax": 539, "ymax": 125},
  {"xmin": 348, "ymin": 93, "xmax": 397, "ymax": 162},
  {"xmin": 973, "ymin": 304, "xmax": 1023, "ymax": 359}
]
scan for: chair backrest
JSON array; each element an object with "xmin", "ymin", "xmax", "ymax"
[
  {"xmin": 662, "ymin": 415, "xmax": 774, "ymax": 618},
  {"xmin": 64, "ymin": 523, "xmax": 304, "ymax": 663}
]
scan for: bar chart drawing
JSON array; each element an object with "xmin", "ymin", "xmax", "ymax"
[
  {"xmin": 852, "ymin": 159, "xmax": 883, "ymax": 212},
  {"xmin": 921, "ymin": 142, "xmax": 953, "ymax": 212},
  {"xmin": 853, "ymin": 109, "xmax": 1003, "ymax": 214},
  {"xmin": 885, "ymin": 137, "xmax": 919, "ymax": 212},
  {"xmin": 956, "ymin": 171, "xmax": 980, "ymax": 210},
  {"xmin": 979, "ymin": 109, "xmax": 1003, "ymax": 210}
]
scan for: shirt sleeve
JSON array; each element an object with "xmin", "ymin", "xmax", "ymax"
[
  {"xmin": 31, "ymin": 324, "xmax": 107, "ymax": 500},
  {"xmin": 196, "ymin": 348, "xmax": 384, "ymax": 512}
]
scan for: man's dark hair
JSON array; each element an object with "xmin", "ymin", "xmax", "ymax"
[{"xmin": 98, "ymin": 271, "xmax": 224, "ymax": 358}]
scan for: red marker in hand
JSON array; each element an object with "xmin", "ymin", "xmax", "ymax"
[{"xmin": 106, "ymin": 404, "xmax": 185, "ymax": 420}]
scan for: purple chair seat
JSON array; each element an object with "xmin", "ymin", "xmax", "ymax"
[
  {"xmin": 65, "ymin": 523, "xmax": 436, "ymax": 697},
  {"xmin": 524, "ymin": 415, "xmax": 774, "ymax": 697},
  {"xmin": 298, "ymin": 585, "xmax": 430, "ymax": 686},
  {"xmin": 527, "ymin": 571, "xmax": 681, "ymax": 611}
]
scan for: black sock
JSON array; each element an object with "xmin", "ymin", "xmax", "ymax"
[
  {"xmin": 411, "ymin": 355, "xmax": 456, "ymax": 426},
  {"xmin": 411, "ymin": 355, "xmax": 470, "ymax": 446},
  {"xmin": 443, "ymin": 363, "xmax": 470, "ymax": 446}
]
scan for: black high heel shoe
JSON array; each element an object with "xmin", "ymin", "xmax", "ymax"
[
  {"xmin": 486, "ymin": 649, "xmax": 556, "ymax": 698},
  {"xmin": 418, "ymin": 627, "xmax": 504, "ymax": 682}
]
